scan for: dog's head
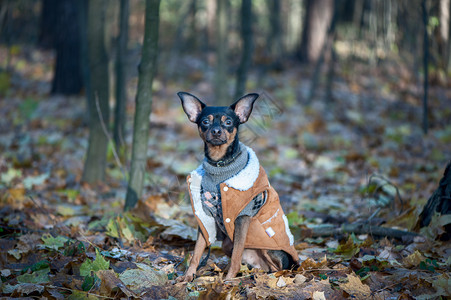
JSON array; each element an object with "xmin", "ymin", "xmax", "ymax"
[{"xmin": 178, "ymin": 92, "xmax": 259, "ymax": 160}]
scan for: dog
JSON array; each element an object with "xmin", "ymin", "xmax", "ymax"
[{"xmin": 177, "ymin": 92, "xmax": 299, "ymax": 281}]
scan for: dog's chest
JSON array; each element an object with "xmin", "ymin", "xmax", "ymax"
[{"xmin": 200, "ymin": 183, "xmax": 267, "ymax": 235}]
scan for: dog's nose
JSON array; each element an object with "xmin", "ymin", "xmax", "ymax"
[{"xmin": 211, "ymin": 128, "xmax": 222, "ymax": 136}]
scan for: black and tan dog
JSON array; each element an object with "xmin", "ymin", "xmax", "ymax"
[{"xmin": 178, "ymin": 92, "xmax": 298, "ymax": 281}]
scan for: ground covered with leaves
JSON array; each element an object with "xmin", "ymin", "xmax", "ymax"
[{"xmin": 0, "ymin": 46, "xmax": 450, "ymax": 299}]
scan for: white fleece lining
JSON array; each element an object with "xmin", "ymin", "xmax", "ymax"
[
  {"xmin": 282, "ymin": 215, "xmax": 294, "ymax": 246},
  {"xmin": 224, "ymin": 146, "xmax": 260, "ymax": 191},
  {"xmin": 190, "ymin": 169, "xmax": 217, "ymax": 244}
]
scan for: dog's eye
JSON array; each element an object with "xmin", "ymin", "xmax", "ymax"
[
  {"xmin": 201, "ymin": 119, "xmax": 210, "ymax": 126},
  {"xmin": 224, "ymin": 119, "xmax": 233, "ymax": 126}
]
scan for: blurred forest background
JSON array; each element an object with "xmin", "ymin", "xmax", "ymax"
[{"xmin": 0, "ymin": 0, "xmax": 450, "ymax": 299}]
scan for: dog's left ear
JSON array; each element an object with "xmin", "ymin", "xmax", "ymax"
[{"xmin": 230, "ymin": 93, "xmax": 259, "ymax": 124}]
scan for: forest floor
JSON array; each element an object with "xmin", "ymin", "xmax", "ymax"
[{"xmin": 0, "ymin": 45, "xmax": 450, "ymax": 299}]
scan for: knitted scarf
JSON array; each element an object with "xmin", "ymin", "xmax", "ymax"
[{"xmin": 201, "ymin": 142, "xmax": 248, "ymax": 193}]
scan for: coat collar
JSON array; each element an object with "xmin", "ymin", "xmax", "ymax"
[{"xmin": 190, "ymin": 145, "xmax": 260, "ymax": 191}]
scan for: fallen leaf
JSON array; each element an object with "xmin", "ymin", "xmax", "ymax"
[
  {"xmin": 338, "ymin": 274, "xmax": 372, "ymax": 299},
  {"xmin": 277, "ymin": 276, "xmax": 286, "ymax": 287},
  {"xmin": 96, "ymin": 269, "xmax": 135, "ymax": 298},
  {"xmin": 312, "ymin": 290, "xmax": 326, "ymax": 300},
  {"xmin": 80, "ymin": 249, "xmax": 110, "ymax": 276},
  {"xmin": 67, "ymin": 290, "xmax": 98, "ymax": 300},
  {"xmin": 15, "ymin": 283, "xmax": 45, "ymax": 296},
  {"xmin": 17, "ymin": 268, "xmax": 50, "ymax": 284},
  {"xmin": 403, "ymin": 250, "xmax": 426, "ymax": 268},
  {"xmin": 41, "ymin": 233, "xmax": 69, "ymax": 251},
  {"xmin": 294, "ymin": 274, "xmax": 307, "ymax": 284},
  {"xmin": 119, "ymin": 263, "xmax": 167, "ymax": 294}
]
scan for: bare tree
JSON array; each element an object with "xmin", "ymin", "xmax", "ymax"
[
  {"xmin": 234, "ymin": 0, "xmax": 253, "ymax": 99},
  {"xmin": 82, "ymin": 0, "xmax": 110, "ymax": 183},
  {"xmin": 422, "ymin": 0, "xmax": 429, "ymax": 135},
  {"xmin": 114, "ymin": 0, "xmax": 130, "ymax": 149},
  {"xmin": 214, "ymin": 0, "xmax": 228, "ymax": 104},
  {"xmin": 416, "ymin": 161, "xmax": 451, "ymax": 241},
  {"xmin": 50, "ymin": 0, "xmax": 83, "ymax": 95},
  {"xmin": 298, "ymin": 0, "xmax": 334, "ymax": 63},
  {"xmin": 267, "ymin": 0, "xmax": 283, "ymax": 69},
  {"xmin": 439, "ymin": 0, "xmax": 450, "ymax": 70},
  {"xmin": 124, "ymin": 0, "xmax": 161, "ymax": 211}
]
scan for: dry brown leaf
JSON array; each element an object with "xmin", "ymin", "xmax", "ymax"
[
  {"xmin": 194, "ymin": 276, "xmax": 218, "ymax": 285},
  {"xmin": 254, "ymin": 273, "xmax": 278, "ymax": 289},
  {"xmin": 212, "ymin": 263, "xmax": 222, "ymax": 272},
  {"xmin": 339, "ymin": 274, "xmax": 372, "ymax": 299},
  {"xmin": 298, "ymin": 257, "xmax": 328, "ymax": 271},
  {"xmin": 295, "ymin": 242, "xmax": 310, "ymax": 250},
  {"xmin": 402, "ymin": 250, "xmax": 425, "ymax": 268},
  {"xmin": 97, "ymin": 269, "xmax": 135, "ymax": 298}
]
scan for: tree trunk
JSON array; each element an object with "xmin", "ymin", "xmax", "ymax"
[
  {"xmin": 114, "ymin": 0, "xmax": 130, "ymax": 149},
  {"xmin": 38, "ymin": 0, "xmax": 58, "ymax": 49},
  {"xmin": 82, "ymin": 0, "xmax": 110, "ymax": 183},
  {"xmin": 298, "ymin": 0, "xmax": 334, "ymax": 63},
  {"xmin": 416, "ymin": 162, "xmax": 451, "ymax": 240},
  {"xmin": 51, "ymin": 0, "xmax": 84, "ymax": 95},
  {"xmin": 234, "ymin": 0, "xmax": 253, "ymax": 99},
  {"xmin": 215, "ymin": 0, "xmax": 228, "ymax": 105},
  {"xmin": 308, "ymin": 0, "xmax": 337, "ymax": 102},
  {"xmin": 422, "ymin": 0, "xmax": 429, "ymax": 135},
  {"xmin": 439, "ymin": 0, "xmax": 450, "ymax": 70},
  {"xmin": 267, "ymin": 0, "xmax": 283, "ymax": 69},
  {"xmin": 124, "ymin": 0, "xmax": 161, "ymax": 211},
  {"xmin": 205, "ymin": 0, "xmax": 216, "ymax": 50}
]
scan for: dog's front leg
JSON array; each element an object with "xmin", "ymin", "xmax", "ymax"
[
  {"xmin": 179, "ymin": 230, "xmax": 207, "ymax": 282},
  {"xmin": 225, "ymin": 215, "xmax": 251, "ymax": 280}
]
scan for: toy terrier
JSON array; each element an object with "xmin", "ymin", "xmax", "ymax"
[{"xmin": 178, "ymin": 92, "xmax": 299, "ymax": 281}]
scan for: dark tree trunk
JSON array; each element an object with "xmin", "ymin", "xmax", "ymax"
[
  {"xmin": 416, "ymin": 162, "xmax": 451, "ymax": 240},
  {"xmin": 267, "ymin": 0, "xmax": 283, "ymax": 69},
  {"xmin": 51, "ymin": 0, "xmax": 83, "ymax": 95},
  {"xmin": 308, "ymin": 0, "xmax": 337, "ymax": 102},
  {"xmin": 215, "ymin": 0, "xmax": 228, "ymax": 105},
  {"xmin": 114, "ymin": 0, "xmax": 130, "ymax": 149},
  {"xmin": 234, "ymin": 0, "xmax": 253, "ymax": 99},
  {"xmin": 82, "ymin": 0, "xmax": 110, "ymax": 183},
  {"xmin": 298, "ymin": 0, "xmax": 334, "ymax": 63},
  {"xmin": 124, "ymin": 0, "xmax": 161, "ymax": 211},
  {"xmin": 38, "ymin": 0, "xmax": 58, "ymax": 49},
  {"xmin": 422, "ymin": 0, "xmax": 429, "ymax": 135}
]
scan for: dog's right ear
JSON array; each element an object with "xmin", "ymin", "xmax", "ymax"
[{"xmin": 177, "ymin": 92, "xmax": 207, "ymax": 123}]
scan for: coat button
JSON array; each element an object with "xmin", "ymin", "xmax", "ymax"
[
  {"xmin": 225, "ymin": 218, "xmax": 231, "ymax": 223},
  {"xmin": 223, "ymin": 186, "xmax": 229, "ymax": 192}
]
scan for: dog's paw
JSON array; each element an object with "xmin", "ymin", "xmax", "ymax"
[{"xmin": 177, "ymin": 272, "xmax": 195, "ymax": 282}]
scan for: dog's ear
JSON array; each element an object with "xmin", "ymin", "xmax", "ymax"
[
  {"xmin": 178, "ymin": 92, "xmax": 207, "ymax": 123},
  {"xmin": 230, "ymin": 93, "xmax": 259, "ymax": 124}
]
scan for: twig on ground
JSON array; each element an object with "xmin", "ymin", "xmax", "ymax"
[
  {"xmin": 367, "ymin": 174, "xmax": 405, "ymax": 215},
  {"xmin": 48, "ymin": 285, "xmax": 114, "ymax": 299},
  {"xmin": 306, "ymin": 223, "xmax": 419, "ymax": 240},
  {"xmin": 95, "ymin": 93, "xmax": 128, "ymax": 182}
]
